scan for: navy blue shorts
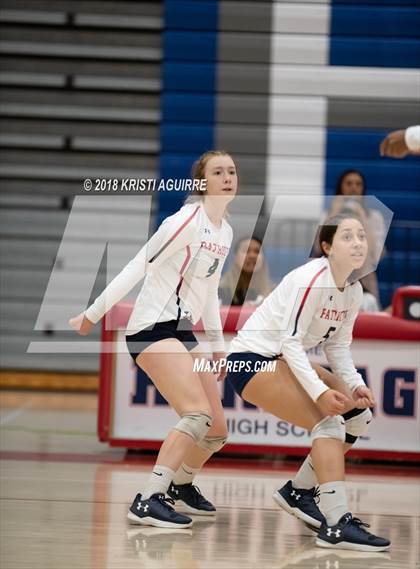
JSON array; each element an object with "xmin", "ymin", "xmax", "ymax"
[
  {"xmin": 226, "ymin": 352, "xmax": 279, "ymax": 397},
  {"xmin": 126, "ymin": 319, "xmax": 198, "ymax": 364}
]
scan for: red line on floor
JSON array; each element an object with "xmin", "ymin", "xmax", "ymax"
[{"xmin": 1, "ymin": 450, "xmax": 419, "ymax": 478}]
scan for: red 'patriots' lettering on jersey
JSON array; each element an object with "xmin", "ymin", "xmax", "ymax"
[
  {"xmin": 320, "ymin": 308, "xmax": 349, "ymax": 322},
  {"xmin": 230, "ymin": 257, "xmax": 365, "ymax": 401},
  {"xmin": 200, "ymin": 241, "xmax": 229, "ymax": 257}
]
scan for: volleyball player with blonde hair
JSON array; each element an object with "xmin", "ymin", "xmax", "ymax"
[{"xmin": 70, "ymin": 151, "xmax": 237, "ymax": 528}]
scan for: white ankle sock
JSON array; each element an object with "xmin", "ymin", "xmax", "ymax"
[
  {"xmin": 142, "ymin": 465, "xmax": 175, "ymax": 500},
  {"xmin": 292, "ymin": 455, "xmax": 318, "ymax": 490},
  {"xmin": 173, "ymin": 463, "xmax": 200, "ymax": 486},
  {"xmin": 319, "ymin": 481, "xmax": 348, "ymax": 526}
]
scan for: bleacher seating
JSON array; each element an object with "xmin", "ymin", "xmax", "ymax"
[{"xmin": 0, "ymin": 1, "xmax": 162, "ymax": 371}]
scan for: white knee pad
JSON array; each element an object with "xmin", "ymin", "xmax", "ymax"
[
  {"xmin": 173, "ymin": 411, "xmax": 212, "ymax": 443},
  {"xmin": 198, "ymin": 434, "xmax": 228, "ymax": 453},
  {"xmin": 311, "ymin": 415, "xmax": 345, "ymax": 443},
  {"xmin": 343, "ymin": 408, "xmax": 372, "ymax": 444}
]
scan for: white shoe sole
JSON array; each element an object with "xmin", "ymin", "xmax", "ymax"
[
  {"xmin": 174, "ymin": 499, "xmax": 216, "ymax": 516},
  {"xmin": 127, "ymin": 511, "xmax": 192, "ymax": 529},
  {"xmin": 316, "ymin": 537, "xmax": 391, "ymax": 552},
  {"xmin": 272, "ymin": 491, "xmax": 321, "ymax": 529}
]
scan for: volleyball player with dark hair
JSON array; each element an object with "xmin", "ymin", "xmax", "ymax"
[{"xmin": 225, "ymin": 214, "xmax": 390, "ymax": 551}]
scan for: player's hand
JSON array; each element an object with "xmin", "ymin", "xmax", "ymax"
[
  {"xmin": 69, "ymin": 312, "xmax": 94, "ymax": 336},
  {"xmin": 352, "ymin": 385, "xmax": 375, "ymax": 408},
  {"xmin": 317, "ymin": 389, "xmax": 348, "ymax": 416},
  {"xmin": 212, "ymin": 351, "xmax": 227, "ymax": 382},
  {"xmin": 380, "ymin": 129, "xmax": 409, "ymax": 158}
]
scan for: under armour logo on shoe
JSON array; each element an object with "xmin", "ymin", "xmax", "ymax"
[
  {"xmin": 137, "ymin": 502, "xmax": 149, "ymax": 513},
  {"xmin": 172, "ymin": 487, "xmax": 179, "ymax": 495},
  {"xmin": 291, "ymin": 490, "xmax": 301, "ymax": 500},
  {"xmin": 326, "ymin": 528, "xmax": 341, "ymax": 538}
]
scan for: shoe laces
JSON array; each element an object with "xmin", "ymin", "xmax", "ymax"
[
  {"xmin": 155, "ymin": 494, "xmax": 176, "ymax": 511},
  {"xmin": 188, "ymin": 485, "xmax": 208, "ymax": 505},
  {"xmin": 350, "ymin": 517, "xmax": 370, "ymax": 533},
  {"xmin": 299, "ymin": 486, "xmax": 320, "ymax": 505},
  {"xmin": 312, "ymin": 487, "xmax": 321, "ymax": 504}
]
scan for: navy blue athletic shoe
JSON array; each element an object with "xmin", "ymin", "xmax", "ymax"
[
  {"xmin": 168, "ymin": 483, "xmax": 216, "ymax": 516},
  {"xmin": 273, "ymin": 480, "xmax": 325, "ymax": 529},
  {"xmin": 316, "ymin": 512, "xmax": 391, "ymax": 552},
  {"xmin": 127, "ymin": 493, "xmax": 192, "ymax": 529}
]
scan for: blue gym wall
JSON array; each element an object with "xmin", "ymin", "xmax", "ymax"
[{"xmin": 159, "ymin": 0, "xmax": 420, "ymax": 305}]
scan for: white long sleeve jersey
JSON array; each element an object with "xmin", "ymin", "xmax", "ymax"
[
  {"xmin": 85, "ymin": 202, "xmax": 233, "ymax": 351},
  {"xmin": 229, "ymin": 257, "xmax": 366, "ymax": 401}
]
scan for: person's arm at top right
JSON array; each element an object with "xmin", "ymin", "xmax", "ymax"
[
  {"xmin": 380, "ymin": 126, "xmax": 420, "ymax": 158},
  {"xmin": 69, "ymin": 205, "xmax": 201, "ymax": 335}
]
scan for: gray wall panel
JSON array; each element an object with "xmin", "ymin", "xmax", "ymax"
[
  {"xmin": 328, "ymin": 99, "xmax": 420, "ymax": 129},
  {"xmin": 219, "ymin": 2, "xmax": 272, "ymax": 33},
  {"xmin": 1, "ymin": 1, "xmax": 162, "ymax": 18},
  {"xmin": 231, "ymin": 156, "xmax": 267, "ymax": 186},
  {"xmin": 218, "ymin": 2, "xmax": 273, "ymax": 203},
  {"xmin": 218, "ymin": 63, "xmax": 271, "ymax": 94},
  {"xmin": 217, "ymin": 94, "xmax": 270, "ymax": 125},
  {"xmin": 218, "ymin": 32, "xmax": 271, "ymax": 63},
  {"xmin": 216, "ymin": 125, "xmax": 267, "ymax": 155},
  {"xmin": 0, "ymin": 118, "xmax": 158, "ymax": 139}
]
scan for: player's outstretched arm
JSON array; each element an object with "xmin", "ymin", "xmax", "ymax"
[
  {"xmin": 68, "ymin": 206, "xmax": 199, "ymax": 333},
  {"xmin": 380, "ymin": 126, "xmax": 420, "ymax": 158}
]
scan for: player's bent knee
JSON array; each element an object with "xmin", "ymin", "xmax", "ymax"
[
  {"xmin": 197, "ymin": 434, "xmax": 228, "ymax": 453},
  {"xmin": 343, "ymin": 408, "xmax": 372, "ymax": 444},
  {"xmin": 311, "ymin": 415, "xmax": 345, "ymax": 443},
  {"xmin": 173, "ymin": 411, "xmax": 213, "ymax": 443}
]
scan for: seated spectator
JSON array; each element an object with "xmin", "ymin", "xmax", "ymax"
[
  {"xmin": 219, "ymin": 237, "xmax": 274, "ymax": 306},
  {"xmin": 327, "ymin": 169, "xmax": 386, "ymax": 308},
  {"xmin": 359, "ymin": 286, "xmax": 381, "ymax": 313}
]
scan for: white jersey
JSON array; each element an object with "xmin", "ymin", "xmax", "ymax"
[
  {"xmin": 229, "ymin": 257, "xmax": 365, "ymax": 401},
  {"xmin": 85, "ymin": 202, "xmax": 233, "ymax": 352}
]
